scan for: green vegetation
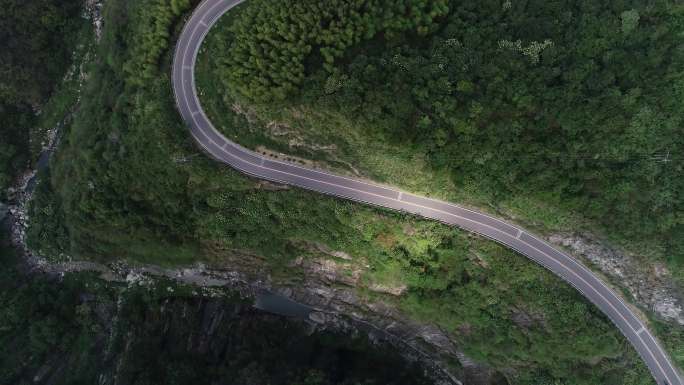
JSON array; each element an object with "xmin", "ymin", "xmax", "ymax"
[
  {"xmin": 23, "ymin": 0, "xmax": 678, "ymax": 383},
  {"xmin": 0, "ymin": 0, "xmax": 84, "ymax": 196},
  {"xmin": 123, "ymin": 0, "xmax": 193, "ymax": 85},
  {"xmin": 43, "ymin": 0, "xmax": 200, "ymax": 264},
  {"xmin": 207, "ymin": 0, "xmax": 684, "ymax": 286},
  {"xmin": 223, "ymin": 0, "xmax": 448, "ymax": 100},
  {"xmin": 396, "ymin": 235, "xmax": 645, "ymax": 384},
  {"xmin": 354, "ymin": 216, "xmax": 655, "ymax": 384},
  {"xmin": 0, "ymin": 235, "xmax": 432, "ymax": 385},
  {"xmin": 0, "ymin": 240, "xmax": 105, "ymax": 384}
]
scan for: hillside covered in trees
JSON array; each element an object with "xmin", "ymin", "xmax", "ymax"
[
  {"xmin": 208, "ymin": 0, "xmax": 684, "ymax": 283},
  {"xmin": 15, "ymin": 0, "xmax": 681, "ymax": 384}
]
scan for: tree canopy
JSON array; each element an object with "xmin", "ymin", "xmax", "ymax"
[
  {"xmin": 221, "ymin": 0, "xmax": 449, "ymax": 100},
  {"xmin": 215, "ymin": 0, "xmax": 684, "ymax": 274}
]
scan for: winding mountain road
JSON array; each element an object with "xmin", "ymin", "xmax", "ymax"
[{"xmin": 172, "ymin": 1, "xmax": 682, "ymax": 384}]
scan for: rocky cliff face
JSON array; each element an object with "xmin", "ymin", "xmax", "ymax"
[
  {"xmin": 3, "ymin": 267, "xmax": 436, "ymax": 385},
  {"xmin": 17, "ymin": 246, "xmax": 502, "ymax": 385},
  {"xmin": 276, "ymin": 253, "xmax": 503, "ymax": 385}
]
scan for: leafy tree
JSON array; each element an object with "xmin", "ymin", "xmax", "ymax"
[{"xmin": 221, "ymin": 0, "xmax": 449, "ymax": 101}]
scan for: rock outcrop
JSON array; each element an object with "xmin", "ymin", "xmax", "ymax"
[{"xmin": 549, "ymin": 232, "xmax": 684, "ymax": 325}]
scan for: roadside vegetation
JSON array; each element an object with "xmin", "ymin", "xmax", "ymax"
[
  {"xmin": 22, "ymin": 0, "xmax": 678, "ymax": 383},
  {"xmin": 203, "ymin": 0, "xmax": 684, "ymax": 287}
]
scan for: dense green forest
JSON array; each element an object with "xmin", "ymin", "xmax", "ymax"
[
  {"xmin": 209, "ymin": 0, "xmax": 684, "ymax": 281},
  {"xmin": 0, "ymin": 0, "xmax": 83, "ymax": 197},
  {"xmin": 223, "ymin": 0, "xmax": 449, "ymax": 100},
  {"xmin": 20, "ymin": 0, "xmax": 679, "ymax": 383},
  {"xmin": 0, "ymin": 237, "xmax": 432, "ymax": 385}
]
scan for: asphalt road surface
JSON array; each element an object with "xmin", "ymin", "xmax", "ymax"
[{"xmin": 172, "ymin": 1, "xmax": 683, "ymax": 384}]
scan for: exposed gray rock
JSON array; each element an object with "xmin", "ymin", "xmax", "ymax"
[
  {"xmin": 367, "ymin": 282, "xmax": 408, "ymax": 296},
  {"xmin": 83, "ymin": 0, "xmax": 105, "ymax": 42},
  {"xmin": 549, "ymin": 232, "xmax": 684, "ymax": 325},
  {"xmin": 308, "ymin": 311, "xmax": 327, "ymax": 324},
  {"xmin": 12, "ymin": 251, "xmax": 485, "ymax": 385}
]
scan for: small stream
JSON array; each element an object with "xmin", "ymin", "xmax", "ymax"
[{"xmin": 25, "ymin": 144, "xmax": 55, "ymax": 195}]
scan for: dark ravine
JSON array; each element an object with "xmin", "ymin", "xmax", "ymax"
[
  {"xmin": 0, "ymin": 252, "xmax": 441, "ymax": 385},
  {"xmin": 12, "ymin": 254, "xmax": 499, "ymax": 385},
  {"xmin": 172, "ymin": 0, "xmax": 681, "ymax": 384}
]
